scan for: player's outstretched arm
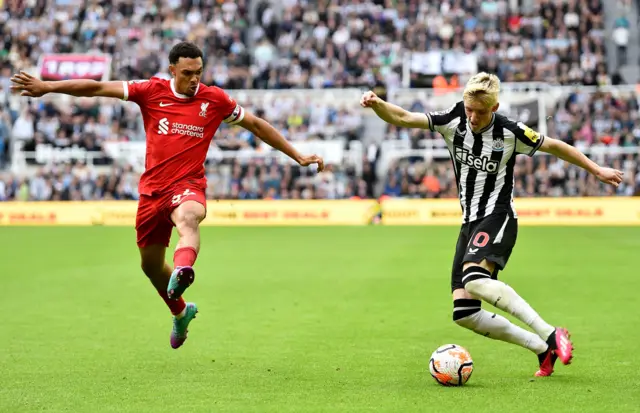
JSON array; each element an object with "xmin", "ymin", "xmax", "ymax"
[
  {"xmin": 10, "ymin": 71, "xmax": 124, "ymax": 99},
  {"xmin": 539, "ymin": 137, "xmax": 624, "ymax": 187},
  {"xmin": 237, "ymin": 112, "xmax": 324, "ymax": 172},
  {"xmin": 360, "ymin": 91, "xmax": 430, "ymax": 129}
]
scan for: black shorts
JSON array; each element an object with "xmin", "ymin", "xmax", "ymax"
[{"xmin": 451, "ymin": 211, "xmax": 518, "ymax": 292}]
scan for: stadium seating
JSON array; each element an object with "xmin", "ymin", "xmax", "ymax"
[
  {"xmin": 254, "ymin": 0, "xmax": 611, "ymax": 87},
  {"xmin": 0, "ymin": 0, "xmax": 638, "ymax": 201}
]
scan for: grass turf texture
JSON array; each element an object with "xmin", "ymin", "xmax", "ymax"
[{"xmin": 1, "ymin": 226, "xmax": 639, "ymax": 413}]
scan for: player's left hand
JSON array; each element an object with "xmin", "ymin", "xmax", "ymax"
[
  {"xmin": 595, "ymin": 167, "xmax": 623, "ymax": 187},
  {"xmin": 298, "ymin": 154, "xmax": 325, "ymax": 172}
]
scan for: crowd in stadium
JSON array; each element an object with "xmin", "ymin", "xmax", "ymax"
[{"xmin": 0, "ymin": 0, "xmax": 638, "ymax": 201}]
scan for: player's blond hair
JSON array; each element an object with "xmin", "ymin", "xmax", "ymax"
[{"xmin": 463, "ymin": 72, "xmax": 500, "ymax": 108}]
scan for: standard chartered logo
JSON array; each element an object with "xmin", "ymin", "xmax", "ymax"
[
  {"xmin": 158, "ymin": 118, "xmax": 169, "ymax": 135},
  {"xmin": 157, "ymin": 118, "xmax": 204, "ymax": 138},
  {"xmin": 172, "ymin": 122, "xmax": 204, "ymax": 138}
]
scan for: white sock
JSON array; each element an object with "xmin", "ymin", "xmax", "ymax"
[
  {"xmin": 456, "ymin": 309, "xmax": 548, "ymax": 354},
  {"xmin": 175, "ymin": 306, "xmax": 187, "ymax": 319},
  {"xmin": 465, "ymin": 278, "xmax": 555, "ymax": 340}
]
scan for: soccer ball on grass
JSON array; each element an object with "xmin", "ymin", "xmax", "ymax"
[{"xmin": 429, "ymin": 344, "xmax": 474, "ymax": 386}]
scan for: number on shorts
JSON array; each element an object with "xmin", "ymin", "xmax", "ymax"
[
  {"xmin": 472, "ymin": 232, "xmax": 490, "ymax": 248},
  {"xmin": 171, "ymin": 189, "xmax": 196, "ymax": 205}
]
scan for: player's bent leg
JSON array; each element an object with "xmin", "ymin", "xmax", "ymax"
[
  {"xmin": 172, "ymin": 199, "xmax": 206, "ymax": 254},
  {"xmin": 452, "ymin": 288, "xmax": 553, "ymax": 376},
  {"xmin": 461, "ymin": 260, "xmax": 574, "ymax": 366},
  {"xmin": 140, "ymin": 244, "xmax": 187, "ymax": 315},
  {"xmin": 139, "ymin": 244, "xmax": 199, "ymax": 349},
  {"xmin": 167, "ymin": 200, "xmax": 206, "ymax": 300}
]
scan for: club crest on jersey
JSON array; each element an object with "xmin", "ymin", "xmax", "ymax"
[
  {"xmin": 492, "ymin": 138, "xmax": 505, "ymax": 151},
  {"xmin": 199, "ymin": 102, "xmax": 209, "ymax": 118}
]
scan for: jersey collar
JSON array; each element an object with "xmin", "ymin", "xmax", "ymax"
[
  {"xmin": 170, "ymin": 78, "xmax": 199, "ymax": 99},
  {"xmin": 472, "ymin": 113, "xmax": 495, "ymax": 134}
]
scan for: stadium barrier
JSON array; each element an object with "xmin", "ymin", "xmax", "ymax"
[
  {"xmin": 380, "ymin": 198, "xmax": 640, "ymax": 226},
  {"xmin": 0, "ymin": 198, "xmax": 638, "ymax": 226},
  {"xmin": 0, "ymin": 200, "xmax": 381, "ymax": 226}
]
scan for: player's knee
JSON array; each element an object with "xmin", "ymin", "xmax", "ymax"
[
  {"xmin": 173, "ymin": 202, "xmax": 205, "ymax": 231},
  {"xmin": 178, "ymin": 212, "xmax": 200, "ymax": 230},
  {"xmin": 461, "ymin": 265, "xmax": 493, "ymax": 296},
  {"xmin": 453, "ymin": 298, "xmax": 482, "ymax": 328}
]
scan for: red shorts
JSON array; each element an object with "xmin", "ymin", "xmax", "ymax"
[{"xmin": 135, "ymin": 182, "xmax": 207, "ymax": 248}]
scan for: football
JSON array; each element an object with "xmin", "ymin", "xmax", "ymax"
[{"xmin": 429, "ymin": 344, "xmax": 474, "ymax": 386}]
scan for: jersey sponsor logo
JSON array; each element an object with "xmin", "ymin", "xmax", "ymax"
[
  {"xmin": 158, "ymin": 118, "xmax": 169, "ymax": 135},
  {"xmin": 199, "ymin": 102, "xmax": 209, "ymax": 118},
  {"xmin": 172, "ymin": 122, "xmax": 204, "ymax": 138},
  {"xmin": 157, "ymin": 118, "xmax": 205, "ymax": 138},
  {"xmin": 454, "ymin": 147, "xmax": 499, "ymax": 174},
  {"xmin": 159, "ymin": 102, "xmax": 174, "ymax": 107},
  {"xmin": 517, "ymin": 122, "xmax": 540, "ymax": 143}
]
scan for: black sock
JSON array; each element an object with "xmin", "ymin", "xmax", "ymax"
[
  {"xmin": 537, "ymin": 345, "xmax": 558, "ymax": 363},
  {"xmin": 545, "ymin": 330, "xmax": 557, "ymax": 350},
  {"xmin": 537, "ymin": 350, "xmax": 549, "ymax": 362}
]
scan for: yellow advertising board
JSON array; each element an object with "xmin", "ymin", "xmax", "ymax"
[
  {"xmin": 380, "ymin": 197, "xmax": 640, "ymax": 226},
  {"xmin": 203, "ymin": 200, "xmax": 380, "ymax": 226},
  {"xmin": 0, "ymin": 201, "xmax": 137, "ymax": 226},
  {"xmin": 0, "ymin": 200, "xmax": 380, "ymax": 226},
  {"xmin": 0, "ymin": 198, "xmax": 637, "ymax": 226}
]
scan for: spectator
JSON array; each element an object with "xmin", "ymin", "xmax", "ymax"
[
  {"xmin": 613, "ymin": 15, "xmax": 630, "ymax": 67},
  {"xmin": 0, "ymin": 0, "xmax": 635, "ymax": 202}
]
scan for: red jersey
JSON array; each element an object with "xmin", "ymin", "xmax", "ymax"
[{"xmin": 121, "ymin": 77, "xmax": 244, "ymax": 196}]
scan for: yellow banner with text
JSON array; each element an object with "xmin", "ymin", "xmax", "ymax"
[
  {"xmin": 0, "ymin": 198, "xmax": 637, "ymax": 226},
  {"xmin": 0, "ymin": 200, "xmax": 381, "ymax": 226},
  {"xmin": 380, "ymin": 197, "xmax": 640, "ymax": 226}
]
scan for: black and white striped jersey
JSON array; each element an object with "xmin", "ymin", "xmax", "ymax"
[{"xmin": 426, "ymin": 101, "xmax": 545, "ymax": 224}]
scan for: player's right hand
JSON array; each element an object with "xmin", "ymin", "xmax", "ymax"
[
  {"xmin": 10, "ymin": 71, "xmax": 50, "ymax": 98},
  {"xmin": 360, "ymin": 91, "xmax": 380, "ymax": 108},
  {"xmin": 595, "ymin": 167, "xmax": 624, "ymax": 187}
]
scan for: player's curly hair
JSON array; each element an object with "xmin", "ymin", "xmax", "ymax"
[
  {"xmin": 169, "ymin": 42, "xmax": 203, "ymax": 65},
  {"xmin": 463, "ymin": 72, "xmax": 500, "ymax": 108}
]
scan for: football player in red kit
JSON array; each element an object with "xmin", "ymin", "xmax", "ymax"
[{"xmin": 11, "ymin": 42, "xmax": 324, "ymax": 349}]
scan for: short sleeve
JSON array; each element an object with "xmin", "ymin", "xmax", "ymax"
[
  {"xmin": 513, "ymin": 121, "xmax": 545, "ymax": 156},
  {"xmin": 122, "ymin": 79, "xmax": 153, "ymax": 105},
  {"xmin": 426, "ymin": 101, "xmax": 464, "ymax": 138},
  {"xmin": 217, "ymin": 89, "xmax": 245, "ymax": 125}
]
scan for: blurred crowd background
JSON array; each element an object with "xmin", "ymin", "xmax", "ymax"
[{"xmin": 1, "ymin": 0, "xmax": 639, "ymax": 201}]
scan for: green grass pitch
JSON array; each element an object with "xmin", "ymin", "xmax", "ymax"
[{"xmin": 1, "ymin": 226, "xmax": 639, "ymax": 412}]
